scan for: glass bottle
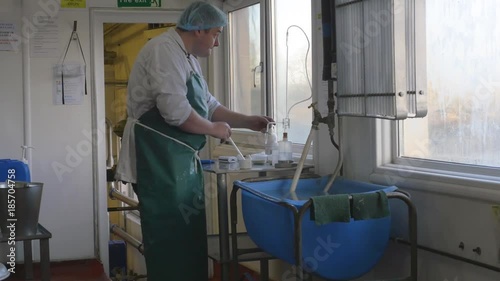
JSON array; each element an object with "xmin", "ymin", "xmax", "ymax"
[{"xmin": 278, "ymin": 132, "xmax": 293, "ymax": 162}]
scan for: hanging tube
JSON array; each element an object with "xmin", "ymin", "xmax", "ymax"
[
  {"xmin": 323, "ymin": 117, "xmax": 343, "ymax": 193},
  {"xmin": 289, "ymin": 126, "xmax": 316, "ymax": 193}
]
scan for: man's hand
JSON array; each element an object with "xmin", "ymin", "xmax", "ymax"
[
  {"xmin": 212, "ymin": 105, "xmax": 274, "ymax": 132},
  {"xmin": 210, "ymin": 122, "xmax": 232, "ymax": 140},
  {"xmin": 246, "ymin": 115, "xmax": 274, "ymax": 132}
]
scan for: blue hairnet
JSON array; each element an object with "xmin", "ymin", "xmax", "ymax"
[{"xmin": 177, "ymin": 1, "xmax": 228, "ymax": 31}]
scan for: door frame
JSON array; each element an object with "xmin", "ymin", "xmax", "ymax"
[{"xmin": 89, "ymin": 8, "xmax": 182, "ymax": 275}]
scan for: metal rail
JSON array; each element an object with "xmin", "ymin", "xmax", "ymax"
[
  {"xmin": 110, "ymin": 224, "xmax": 144, "ymax": 255},
  {"xmin": 109, "ymin": 187, "xmax": 139, "ymax": 207},
  {"xmin": 392, "ymin": 238, "xmax": 500, "ymax": 273}
]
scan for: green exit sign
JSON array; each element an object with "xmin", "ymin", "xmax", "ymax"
[{"xmin": 117, "ymin": 0, "xmax": 161, "ymax": 7}]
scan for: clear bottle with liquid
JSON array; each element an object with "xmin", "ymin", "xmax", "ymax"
[
  {"xmin": 278, "ymin": 132, "xmax": 293, "ymax": 162},
  {"xmin": 264, "ymin": 123, "xmax": 278, "ymax": 155}
]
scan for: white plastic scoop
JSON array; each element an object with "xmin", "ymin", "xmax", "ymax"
[{"xmin": 228, "ymin": 137, "xmax": 245, "ymax": 159}]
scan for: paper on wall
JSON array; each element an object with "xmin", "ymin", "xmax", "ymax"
[
  {"xmin": 31, "ymin": 15, "xmax": 60, "ymax": 58},
  {"xmin": 53, "ymin": 63, "xmax": 85, "ymax": 105},
  {"xmin": 0, "ymin": 22, "xmax": 19, "ymax": 52}
]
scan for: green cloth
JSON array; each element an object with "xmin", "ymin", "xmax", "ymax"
[
  {"xmin": 134, "ymin": 70, "xmax": 209, "ymax": 281},
  {"xmin": 351, "ymin": 191, "xmax": 390, "ymax": 220},
  {"xmin": 310, "ymin": 194, "xmax": 351, "ymax": 225}
]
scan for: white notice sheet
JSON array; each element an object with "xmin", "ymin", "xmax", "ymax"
[
  {"xmin": 0, "ymin": 22, "xmax": 18, "ymax": 52},
  {"xmin": 53, "ymin": 63, "xmax": 86, "ymax": 105}
]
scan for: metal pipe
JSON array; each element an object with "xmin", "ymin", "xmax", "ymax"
[
  {"xmin": 387, "ymin": 192, "xmax": 418, "ymax": 280},
  {"xmin": 105, "ymin": 118, "xmax": 114, "ymax": 169},
  {"xmin": 392, "ymin": 238, "xmax": 500, "ymax": 273},
  {"xmin": 107, "ymin": 206, "xmax": 139, "ymax": 212},
  {"xmin": 21, "ymin": 0, "xmax": 33, "ymax": 172},
  {"xmin": 217, "ymin": 174, "xmax": 230, "ymax": 281},
  {"xmin": 110, "ymin": 224, "xmax": 144, "ymax": 254},
  {"xmin": 105, "ymin": 80, "xmax": 128, "ymax": 86},
  {"xmin": 323, "ymin": 117, "xmax": 344, "ymax": 193},
  {"xmin": 230, "ymin": 183, "xmax": 240, "ymax": 281},
  {"xmin": 109, "ymin": 187, "xmax": 139, "ymax": 207},
  {"xmin": 296, "ymin": 201, "xmax": 310, "ymax": 281}
]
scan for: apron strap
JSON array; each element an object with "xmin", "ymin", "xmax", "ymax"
[{"xmin": 134, "ymin": 121, "xmax": 201, "ymax": 173}]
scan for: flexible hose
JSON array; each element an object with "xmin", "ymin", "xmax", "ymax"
[
  {"xmin": 289, "ymin": 126, "xmax": 316, "ymax": 193},
  {"xmin": 323, "ymin": 117, "xmax": 343, "ymax": 193}
]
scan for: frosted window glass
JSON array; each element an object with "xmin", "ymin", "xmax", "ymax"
[
  {"xmin": 229, "ymin": 4, "xmax": 262, "ymax": 116},
  {"xmin": 273, "ymin": 0, "xmax": 312, "ymax": 144},
  {"xmin": 401, "ymin": 0, "xmax": 500, "ymax": 167}
]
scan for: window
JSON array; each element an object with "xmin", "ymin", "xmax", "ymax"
[
  {"xmin": 400, "ymin": 0, "xmax": 500, "ymax": 169},
  {"xmin": 225, "ymin": 0, "xmax": 313, "ymax": 144},
  {"xmin": 228, "ymin": 3, "xmax": 262, "ymax": 116}
]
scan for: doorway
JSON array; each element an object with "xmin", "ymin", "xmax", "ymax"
[
  {"xmin": 103, "ymin": 22, "xmax": 175, "ymax": 278},
  {"xmin": 90, "ymin": 9, "xmax": 181, "ymax": 276}
]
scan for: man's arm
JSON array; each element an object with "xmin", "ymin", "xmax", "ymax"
[
  {"xmin": 179, "ymin": 109, "xmax": 231, "ymax": 139},
  {"xmin": 211, "ymin": 105, "xmax": 273, "ymax": 131}
]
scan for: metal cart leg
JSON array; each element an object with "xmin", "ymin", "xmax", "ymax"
[
  {"xmin": 388, "ymin": 192, "xmax": 418, "ymax": 281},
  {"xmin": 294, "ymin": 191, "xmax": 417, "ymax": 281},
  {"xmin": 23, "ymin": 240, "xmax": 33, "ymax": 280},
  {"xmin": 230, "ymin": 184, "xmax": 241, "ymax": 281},
  {"xmin": 40, "ymin": 238, "xmax": 51, "ymax": 281},
  {"xmin": 260, "ymin": 260, "xmax": 269, "ymax": 281},
  {"xmin": 217, "ymin": 174, "xmax": 231, "ymax": 281}
]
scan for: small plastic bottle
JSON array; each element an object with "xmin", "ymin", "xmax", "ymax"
[
  {"xmin": 265, "ymin": 124, "xmax": 278, "ymax": 155},
  {"xmin": 278, "ymin": 132, "xmax": 293, "ymax": 162}
]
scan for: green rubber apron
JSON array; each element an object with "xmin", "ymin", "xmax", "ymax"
[{"xmin": 134, "ymin": 69, "xmax": 208, "ymax": 281}]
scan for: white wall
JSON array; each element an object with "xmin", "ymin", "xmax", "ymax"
[
  {"xmin": 0, "ymin": 0, "xmax": 199, "ymax": 271},
  {"xmin": 0, "ymin": 1, "xmax": 24, "ymax": 160},
  {"xmin": 0, "ymin": 0, "xmax": 105, "ymax": 264},
  {"xmin": 0, "ymin": 0, "xmax": 25, "ymax": 261}
]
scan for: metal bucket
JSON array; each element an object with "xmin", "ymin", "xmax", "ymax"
[{"xmin": 0, "ymin": 182, "xmax": 43, "ymax": 236}]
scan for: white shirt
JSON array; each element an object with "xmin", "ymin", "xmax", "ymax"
[{"xmin": 115, "ymin": 29, "xmax": 221, "ymax": 183}]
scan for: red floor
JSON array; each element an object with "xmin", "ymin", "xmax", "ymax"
[
  {"xmin": 209, "ymin": 262, "xmax": 260, "ymax": 281},
  {"xmin": 5, "ymin": 259, "xmax": 258, "ymax": 281},
  {"xmin": 6, "ymin": 259, "xmax": 111, "ymax": 281}
]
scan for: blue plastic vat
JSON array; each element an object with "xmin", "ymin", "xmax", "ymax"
[
  {"xmin": 0, "ymin": 159, "xmax": 31, "ymax": 182},
  {"xmin": 236, "ymin": 176, "xmax": 397, "ymax": 280}
]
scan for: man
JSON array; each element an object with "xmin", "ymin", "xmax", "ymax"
[{"xmin": 115, "ymin": 2, "xmax": 272, "ymax": 280}]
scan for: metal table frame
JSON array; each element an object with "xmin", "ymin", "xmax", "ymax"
[
  {"xmin": 202, "ymin": 161, "xmax": 313, "ymax": 281},
  {"xmin": 0, "ymin": 223, "xmax": 52, "ymax": 281}
]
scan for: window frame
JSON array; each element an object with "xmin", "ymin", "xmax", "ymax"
[
  {"xmin": 223, "ymin": 0, "xmax": 271, "ymax": 118},
  {"xmin": 370, "ymin": 119, "xmax": 500, "ymax": 202},
  {"xmin": 334, "ymin": 0, "xmax": 500, "ymax": 200},
  {"xmin": 222, "ymin": 0, "xmax": 315, "ymax": 163}
]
